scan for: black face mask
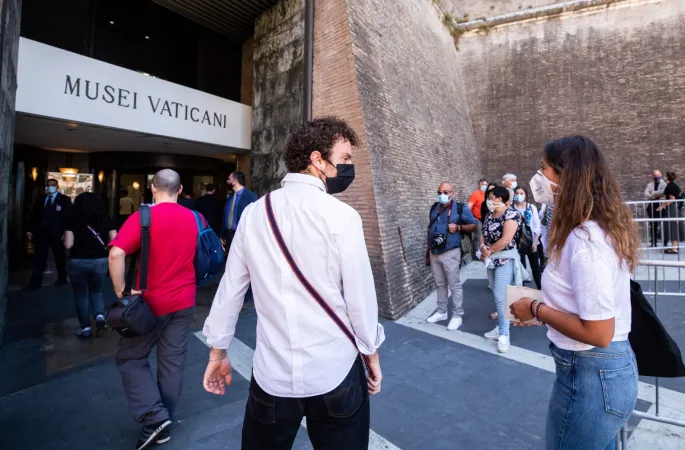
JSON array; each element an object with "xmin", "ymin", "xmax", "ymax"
[{"xmin": 325, "ymin": 163, "xmax": 355, "ymax": 195}]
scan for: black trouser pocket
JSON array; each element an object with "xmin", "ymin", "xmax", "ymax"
[
  {"xmin": 247, "ymin": 376, "xmax": 276, "ymax": 424},
  {"xmin": 324, "ymin": 358, "xmax": 365, "ymax": 418}
]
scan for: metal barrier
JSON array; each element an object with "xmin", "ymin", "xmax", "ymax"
[{"xmin": 616, "ymin": 259, "xmax": 685, "ymax": 449}]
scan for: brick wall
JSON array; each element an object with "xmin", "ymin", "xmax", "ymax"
[
  {"xmin": 346, "ymin": 0, "xmax": 481, "ymax": 318},
  {"xmin": 250, "ymin": 0, "xmax": 305, "ymax": 197},
  {"xmin": 458, "ymin": 0, "xmax": 685, "ymax": 200},
  {"xmin": 312, "ymin": 0, "xmax": 390, "ymax": 315},
  {"xmin": 0, "ymin": 0, "xmax": 22, "ymax": 345}
]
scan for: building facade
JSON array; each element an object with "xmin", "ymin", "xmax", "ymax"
[{"xmin": 1, "ymin": 0, "xmax": 684, "ymax": 340}]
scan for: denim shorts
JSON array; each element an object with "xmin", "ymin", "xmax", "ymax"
[{"xmin": 546, "ymin": 340, "xmax": 638, "ymax": 450}]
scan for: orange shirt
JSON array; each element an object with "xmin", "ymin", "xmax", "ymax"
[{"xmin": 468, "ymin": 189, "xmax": 485, "ymax": 220}]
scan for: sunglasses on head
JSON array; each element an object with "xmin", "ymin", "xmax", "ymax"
[{"xmin": 437, "ymin": 190, "xmax": 452, "ymax": 195}]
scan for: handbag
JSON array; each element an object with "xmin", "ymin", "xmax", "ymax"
[
  {"xmin": 629, "ymin": 280, "xmax": 685, "ymax": 377},
  {"xmin": 105, "ymin": 205, "xmax": 158, "ymax": 338},
  {"xmin": 264, "ymin": 193, "xmax": 369, "ymax": 368}
]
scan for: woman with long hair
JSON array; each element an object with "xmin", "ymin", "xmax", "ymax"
[
  {"xmin": 510, "ymin": 136, "xmax": 639, "ymax": 449},
  {"xmin": 64, "ymin": 192, "xmax": 117, "ymax": 338}
]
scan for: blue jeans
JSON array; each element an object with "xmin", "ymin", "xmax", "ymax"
[
  {"xmin": 68, "ymin": 258, "xmax": 108, "ymax": 328},
  {"xmin": 487, "ymin": 260, "xmax": 514, "ymax": 336},
  {"xmin": 546, "ymin": 341, "xmax": 638, "ymax": 450}
]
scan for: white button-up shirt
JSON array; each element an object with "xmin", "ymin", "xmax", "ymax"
[{"xmin": 203, "ymin": 173, "xmax": 385, "ymax": 398}]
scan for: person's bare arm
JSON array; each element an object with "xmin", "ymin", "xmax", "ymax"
[
  {"xmin": 63, "ymin": 231, "xmax": 74, "ymax": 249},
  {"xmin": 108, "ymin": 230, "xmax": 117, "ymax": 241},
  {"xmin": 109, "ymin": 245, "xmax": 127, "ymax": 298},
  {"xmin": 510, "ymin": 298, "xmax": 615, "ymax": 347},
  {"xmin": 483, "ymin": 220, "xmax": 517, "ymax": 255}
]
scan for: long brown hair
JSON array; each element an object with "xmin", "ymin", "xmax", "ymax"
[{"xmin": 546, "ymin": 136, "xmax": 640, "ymax": 272}]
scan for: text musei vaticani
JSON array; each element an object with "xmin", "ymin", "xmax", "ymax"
[{"xmin": 63, "ymin": 75, "xmax": 229, "ymax": 128}]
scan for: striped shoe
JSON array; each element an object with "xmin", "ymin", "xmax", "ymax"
[{"xmin": 136, "ymin": 420, "xmax": 171, "ymax": 449}]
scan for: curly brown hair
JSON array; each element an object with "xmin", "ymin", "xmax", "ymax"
[
  {"xmin": 283, "ymin": 117, "xmax": 359, "ymax": 173},
  {"xmin": 545, "ymin": 136, "xmax": 640, "ymax": 272}
]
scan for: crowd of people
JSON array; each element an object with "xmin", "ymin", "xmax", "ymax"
[
  {"xmin": 425, "ymin": 135, "xmax": 639, "ymax": 449},
  {"xmin": 22, "ymin": 118, "xmax": 642, "ymax": 450}
]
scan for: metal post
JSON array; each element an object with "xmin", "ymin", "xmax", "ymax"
[
  {"xmin": 621, "ymin": 425, "xmax": 628, "ymax": 449},
  {"xmin": 654, "ymin": 264, "xmax": 660, "ymax": 416},
  {"xmin": 615, "ymin": 433, "xmax": 621, "ymax": 450}
]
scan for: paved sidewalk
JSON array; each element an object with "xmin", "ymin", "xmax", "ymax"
[{"xmin": 1, "ymin": 261, "xmax": 684, "ymax": 449}]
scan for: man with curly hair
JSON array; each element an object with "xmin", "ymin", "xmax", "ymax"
[{"xmin": 202, "ymin": 117, "xmax": 384, "ymax": 449}]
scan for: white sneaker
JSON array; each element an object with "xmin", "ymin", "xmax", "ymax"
[
  {"xmin": 484, "ymin": 327, "xmax": 500, "ymax": 340},
  {"xmin": 426, "ymin": 312, "xmax": 448, "ymax": 323},
  {"xmin": 447, "ymin": 316, "xmax": 463, "ymax": 331},
  {"xmin": 488, "ymin": 283, "xmax": 492, "ymax": 290},
  {"xmin": 498, "ymin": 335, "xmax": 510, "ymax": 353}
]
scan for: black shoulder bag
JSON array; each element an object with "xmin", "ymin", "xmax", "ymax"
[
  {"xmin": 629, "ymin": 280, "xmax": 685, "ymax": 377},
  {"xmin": 106, "ymin": 205, "xmax": 158, "ymax": 338}
]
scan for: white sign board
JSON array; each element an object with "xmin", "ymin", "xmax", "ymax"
[{"xmin": 16, "ymin": 38, "xmax": 252, "ymax": 149}]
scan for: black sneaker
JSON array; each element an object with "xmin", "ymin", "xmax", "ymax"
[
  {"xmin": 136, "ymin": 420, "xmax": 171, "ymax": 449},
  {"xmin": 54, "ymin": 279, "xmax": 68, "ymax": 287},
  {"xmin": 23, "ymin": 284, "xmax": 41, "ymax": 291}
]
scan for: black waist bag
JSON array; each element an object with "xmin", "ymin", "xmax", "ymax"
[
  {"xmin": 106, "ymin": 205, "xmax": 157, "ymax": 338},
  {"xmin": 629, "ymin": 280, "xmax": 685, "ymax": 377}
]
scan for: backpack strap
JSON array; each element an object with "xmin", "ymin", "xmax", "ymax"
[{"xmin": 138, "ymin": 205, "xmax": 152, "ymax": 290}]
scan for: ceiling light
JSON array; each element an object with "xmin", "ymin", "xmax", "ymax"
[
  {"xmin": 145, "ymin": 36, "xmax": 150, "ymax": 40},
  {"xmin": 109, "ymin": 20, "xmax": 115, "ymax": 25}
]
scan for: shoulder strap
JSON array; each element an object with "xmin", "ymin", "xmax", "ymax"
[
  {"xmin": 264, "ymin": 193, "xmax": 361, "ymax": 351},
  {"xmin": 138, "ymin": 205, "xmax": 152, "ymax": 290},
  {"xmin": 86, "ymin": 225, "xmax": 107, "ymax": 250},
  {"xmin": 457, "ymin": 201, "xmax": 463, "ymax": 215}
]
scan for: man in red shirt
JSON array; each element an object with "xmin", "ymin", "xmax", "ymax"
[
  {"xmin": 467, "ymin": 178, "xmax": 489, "ymax": 257},
  {"xmin": 109, "ymin": 169, "xmax": 198, "ymax": 450}
]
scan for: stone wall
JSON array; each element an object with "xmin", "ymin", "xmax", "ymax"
[
  {"xmin": 0, "ymin": 0, "xmax": 22, "ymax": 345},
  {"xmin": 458, "ymin": 0, "xmax": 685, "ymax": 200},
  {"xmin": 250, "ymin": 0, "xmax": 305, "ymax": 196},
  {"xmin": 439, "ymin": 0, "xmax": 558, "ymax": 19},
  {"xmin": 347, "ymin": 0, "xmax": 481, "ymax": 318},
  {"xmin": 312, "ymin": 0, "xmax": 390, "ymax": 315}
]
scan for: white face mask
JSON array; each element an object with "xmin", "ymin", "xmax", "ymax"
[
  {"xmin": 437, "ymin": 194, "xmax": 450, "ymax": 205},
  {"xmin": 530, "ymin": 171, "xmax": 559, "ymax": 205},
  {"xmin": 509, "ymin": 181, "xmax": 518, "ymax": 190},
  {"xmin": 486, "ymin": 199, "xmax": 504, "ymax": 212}
]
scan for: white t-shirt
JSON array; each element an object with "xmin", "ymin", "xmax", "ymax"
[{"xmin": 542, "ymin": 221, "xmax": 631, "ymax": 351}]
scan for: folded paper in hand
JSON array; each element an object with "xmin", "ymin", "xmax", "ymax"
[{"xmin": 505, "ymin": 285, "xmax": 543, "ymax": 324}]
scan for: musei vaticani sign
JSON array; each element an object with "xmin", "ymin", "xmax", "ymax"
[{"xmin": 15, "ymin": 38, "xmax": 251, "ymax": 149}]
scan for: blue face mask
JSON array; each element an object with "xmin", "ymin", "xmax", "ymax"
[
  {"xmin": 47, "ymin": 186, "xmax": 57, "ymax": 194},
  {"xmin": 514, "ymin": 194, "xmax": 526, "ymax": 203},
  {"xmin": 437, "ymin": 194, "xmax": 450, "ymax": 205}
]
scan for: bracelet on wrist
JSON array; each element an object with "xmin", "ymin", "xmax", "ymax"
[
  {"xmin": 535, "ymin": 302, "xmax": 546, "ymax": 324},
  {"xmin": 529, "ymin": 300, "xmax": 538, "ymax": 318}
]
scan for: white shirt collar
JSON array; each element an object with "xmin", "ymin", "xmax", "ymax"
[{"xmin": 281, "ymin": 173, "xmax": 326, "ymax": 192}]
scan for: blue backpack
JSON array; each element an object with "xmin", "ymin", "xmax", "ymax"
[{"xmin": 192, "ymin": 211, "xmax": 224, "ymax": 285}]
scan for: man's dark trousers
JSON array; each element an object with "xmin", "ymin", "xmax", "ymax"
[
  {"xmin": 242, "ymin": 356, "xmax": 369, "ymax": 450},
  {"xmin": 30, "ymin": 229, "xmax": 67, "ymax": 286},
  {"xmin": 116, "ymin": 307, "xmax": 193, "ymax": 426}
]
